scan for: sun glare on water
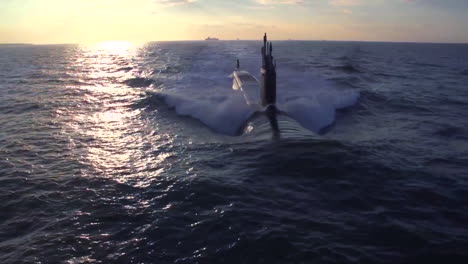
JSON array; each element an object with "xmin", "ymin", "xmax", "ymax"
[
  {"xmin": 61, "ymin": 39, "xmax": 166, "ymax": 186},
  {"xmin": 93, "ymin": 41, "xmax": 135, "ymax": 54}
]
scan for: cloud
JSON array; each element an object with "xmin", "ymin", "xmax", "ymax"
[
  {"xmin": 329, "ymin": 0, "xmax": 360, "ymax": 6},
  {"xmin": 153, "ymin": 0, "xmax": 196, "ymax": 7},
  {"xmin": 255, "ymin": 0, "xmax": 304, "ymax": 5}
]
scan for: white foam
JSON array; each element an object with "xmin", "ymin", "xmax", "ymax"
[
  {"xmin": 160, "ymin": 90, "xmax": 255, "ymax": 135},
  {"xmin": 149, "ymin": 42, "xmax": 360, "ymax": 135},
  {"xmin": 277, "ymin": 69, "xmax": 360, "ymax": 132}
]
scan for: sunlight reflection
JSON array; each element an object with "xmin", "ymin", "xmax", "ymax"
[
  {"xmin": 94, "ymin": 41, "xmax": 134, "ymax": 55},
  {"xmin": 70, "ymin": 41, "xmax": 139, "ymax": 89},
  {"xmin": 57, "ymin": 42, "xmax": 174, "ymax": 188}
]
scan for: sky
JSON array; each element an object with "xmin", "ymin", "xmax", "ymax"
[{"xmin": 0, "ymin": 0, "xmax": 467, "ymax": 44}]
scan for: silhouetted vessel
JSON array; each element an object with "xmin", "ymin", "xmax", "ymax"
[
  {"xmin": 260, "ymin": 33, "xmax": 276, "ymax": 107},
  {"xmin": 232, "ymin": 33, "xmax": 279, "ymax": 136},
  {"xmin": 205, "ymin": 37, "xmax": 219, "ymax": 41},
  {"xmin": 232, "ymin": 33, "xmax": 276, "ymax": 108}
]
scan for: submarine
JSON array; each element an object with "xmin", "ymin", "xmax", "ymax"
[{"xmin": 232, "ymin": 33, "xmax": 280, "ymax": 137}]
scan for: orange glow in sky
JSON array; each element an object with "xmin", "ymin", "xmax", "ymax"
[{"xmin": 1, "ymin": 0, "xmax": 467, "ymax": 44}]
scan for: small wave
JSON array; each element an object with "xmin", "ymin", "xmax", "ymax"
[
  {"xmin": 374, "ymin": 72, "xmax": 407, "ymax": 79},
  {"xmin": 460, "ymin": 69, "xmax": 468, "ymax": 76},
  {"xmin": 434, "ymin": 126, "xmax": 468, "ymax": 140},
  {"xmin": 409, "ymin": 62, "xmax": 442, "ymax": 68},
  {"xmin": 360, "ymin": 90, "xmax": 388, "ymax": 103},
  {"xmin": 333, "ymin": 64, "xmax": 362, "ymax": 74},
  {"xmin": 116, "ymin": 66, "xmax": 133, "ymax": 72},
  {"xmin": 1, "ymin": 102, "xmax": 41, "ymax": 114},
  {"xmin": 327, "ymin": 76, "xmax": 361, "ymax": 88},
  {"xmin": 331, "ymin": 50, "xmax": 366, "ymax": 74},
  {"xmin": 361, "ymin": 90, "xmax": 435, "ymax": 113},
  {"xmin": 424, "ymin": 157, "xmax": 468, "ymax": 170},
  {"xmin": 158, "ymin": 66, "xmax": 183, "ymax": 74},
  {"xmin": 336, "ymin": 55, "xmax": 351, "ymax": 61},
  {"xmin": 391, "ymin": 99, "xmax": 433, "ymax": 114},
  {"xmin": 123, "ymin": 77, "xmax": 157, "ymax": 88},
  {"xmin": 46, "ymin": 79, "xmax": 90, "ymax": 86}
]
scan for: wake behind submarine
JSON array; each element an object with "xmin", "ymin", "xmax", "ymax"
[{"xmin": 233, "ymin": 33, "xmax": 281, "ymax": 137}]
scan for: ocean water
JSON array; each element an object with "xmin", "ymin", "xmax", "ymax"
[{"xmin": 0, "ymin": 40, "xmax": 467, "ymax": 263}]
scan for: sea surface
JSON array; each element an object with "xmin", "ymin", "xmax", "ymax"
[{"xmin": 1, "ymin": 40, "xmax": 468, "ymax": 263}]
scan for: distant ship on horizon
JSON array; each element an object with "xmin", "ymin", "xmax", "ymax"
[{"xmin": 205, "ymin": 37, "xmax": 219, "ymax": 41}]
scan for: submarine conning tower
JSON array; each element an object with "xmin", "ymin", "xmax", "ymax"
[{"xmin": 260, "ymin": 33, "xmax": 277, "ymax": 107}]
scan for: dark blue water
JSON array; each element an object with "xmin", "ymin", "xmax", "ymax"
[{"xmin": 1, "ymin": 41, "xmax": 468, "ymax": 263}]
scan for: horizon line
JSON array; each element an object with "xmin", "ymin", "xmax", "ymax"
[{"xmin": 1, "ymin": 39, "xmax": 468, "ymax": 45}]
